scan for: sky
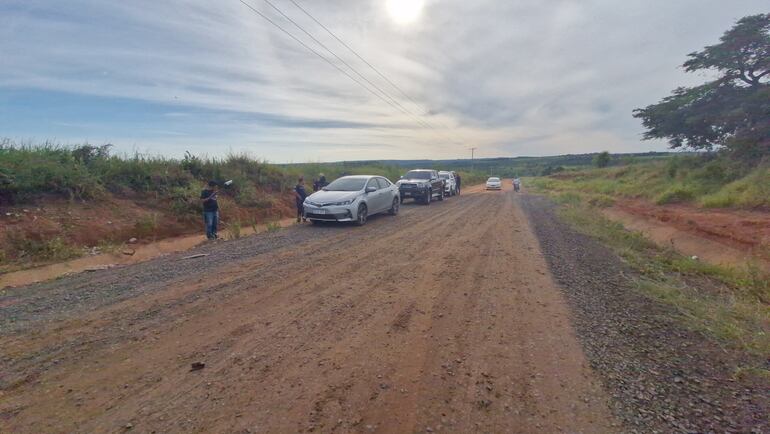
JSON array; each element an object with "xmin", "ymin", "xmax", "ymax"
[{"xmin": 1, "ymin": 0, "xmax": 767, "ymax": 162}]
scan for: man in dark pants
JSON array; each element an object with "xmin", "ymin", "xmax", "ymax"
[
  {"xmin": 200, "ymin": 180, "xmax": 219, "ymax": 240},
  {"xmin": 295, "ymin": 177, "xmax": 308, "ymax": 223},
  {"xmin": 455, "ymin": 173, "xmax": 462, "ymax": 195}
]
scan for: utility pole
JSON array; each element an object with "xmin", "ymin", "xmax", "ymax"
[{"xmin": 469, "ymin": 147, "xmax": 477, "ymax": 171}]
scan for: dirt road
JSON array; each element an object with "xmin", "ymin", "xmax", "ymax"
[{"xmin": 1, "ymin": 183, "xmax": 618, "ymax": 433}]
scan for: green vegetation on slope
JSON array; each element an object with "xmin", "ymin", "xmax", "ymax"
[
  {"xmin": 0, "ymin": 141, "xmax": 287, "ymax": 208},
  {"xmin": 0, "ymin": 141, "xmax": 494, "ymax": 208},
  {"xmin": 529, "ymin": 155, "xmax": 770, "ymax": 209}
]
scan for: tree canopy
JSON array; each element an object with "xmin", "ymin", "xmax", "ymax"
[
  {"xmin": 594, "ymin": 151, "xmax": 611, "ymax": 168},
  {"xmin": 633, "ymin": 13, "xmax": 770, "ymax": 161}
]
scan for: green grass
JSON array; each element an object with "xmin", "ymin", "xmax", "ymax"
[
  {"xmin": 527, "ymin": 155, "xmax": 769, "ymax": 210},
  {"xmin": 3, "ymin": 233, "xmax": 81, "ymax": 262},
  {"xmin": 225, "ymin": 219, "xmax": 242, "ymax": 240},
  {"xmin": 553, "ymin": 197, "xmax": 770, "ymax": 361}
]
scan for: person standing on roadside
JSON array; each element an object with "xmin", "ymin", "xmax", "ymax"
[
  {"xmin": 513, "ymin": 177, "xmax": 521, "ymax": 192},
  {"xmin": 295, "ymin": 177, "xmax": 308, "ymax": 223},
  {"xmin": 200, "ymin": 180, "xmax": 219, "ymax": 240},
  {"xmin": 455, "ymin": 173, "xmax": 462, "ymax": 195},
  {"xmin": 318, "ymin": 173, "xmax": 327, "ymax": 189}
]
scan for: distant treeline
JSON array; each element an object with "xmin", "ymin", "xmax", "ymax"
[{"xmin": 296, "ymin": 151, "xmax": 678, "ymax": 178}]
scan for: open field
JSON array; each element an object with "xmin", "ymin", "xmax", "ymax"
[{"xmin": 1, "ymin": 185, "xmax": 767, "ymax": 433}]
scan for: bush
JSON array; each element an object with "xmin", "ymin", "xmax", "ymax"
[
  {"xmin": 700, "ymin": 165, "xmax": 770, "ymax": 208},
  {"xmin": 656, "ymin": 185, "xmax": 696, "ymax": 204},
  {"xmin": 266, "ymin": 221, "xmax": 282, "ymax": 232},
  {"xmin": 593, "ymin": 151, "xmax": 611, "ymax": 168},
  {"xmin": 226, "ymin": 219, "xmax": 242, "ymax": 240},
  {"xmin": 133, "ymin": 213, "xmax": 160, "ymax": 239},
  {"xmin": 4, "ymin": 233, "xmax": 80, "ymax": 261}
]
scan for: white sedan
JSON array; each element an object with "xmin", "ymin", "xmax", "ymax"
[
  {"xmin": 303, "ymin": 175, "xmax": 400, "ymax": 226},
  {"xmin": 486, "ymin": 177, "xmax": 502, "ymax": 190}
]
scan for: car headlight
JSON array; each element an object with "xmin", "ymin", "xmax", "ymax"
[{"xmin": 329, "ymin": 197, "xmax": 357, "ymax": 206}]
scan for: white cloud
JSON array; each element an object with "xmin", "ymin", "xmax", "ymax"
[{"xmin": 1, "ymin": 0, "xmax": 767, "ymax": 161}]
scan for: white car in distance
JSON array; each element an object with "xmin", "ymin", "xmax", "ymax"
[
  {"xmin": 303, "ymin": 175, "xmax": 400, "ymax": 226},
  {"xmin": 438, "ymin": 171, "xmax": 457, "ymax": 196},
  {"xmin": 486, "ymin": 177, "xmax": 502, "ymax": 190}
]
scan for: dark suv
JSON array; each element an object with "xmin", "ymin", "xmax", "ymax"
[{"xmin": 397, "ymin": 169, "xmax": 445, "ymax": 205}]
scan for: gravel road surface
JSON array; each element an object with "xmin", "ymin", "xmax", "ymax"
[
  {"xmin": 1, "ymin": 184, "xmax": 617, "ymax": 433},
  {"xmin": 521, "ymin": 195, "xmax": 769, "ymax": 434},
  {"xmin": 1, "ymin": 185, "xmax": 765, "ymax": 433}
]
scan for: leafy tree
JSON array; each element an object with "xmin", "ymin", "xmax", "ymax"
[
  {"xmin": 594, "ymin": 151, "xmax": 611, "ymax": 168},
  {"xmin": 633, "ymin": 14, "xmax": 770, "ymax": 162}
]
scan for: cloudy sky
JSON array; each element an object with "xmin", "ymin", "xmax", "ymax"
[{"xmin": 1, "ymin": 1, "xmax": 767, "ymax": 162}]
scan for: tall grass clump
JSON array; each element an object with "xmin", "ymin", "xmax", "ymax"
[{"xmin": 530, "ymin": 153, "xmax": 766, "ymax": 210}]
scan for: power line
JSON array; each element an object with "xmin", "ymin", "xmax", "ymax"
[
  {"xmin": 238, "ymin": 0, "xmax": 465, "ymax": 148},
  {"xmin": 258, "ymin": 0, "xmax": 446, "ymax": 136},
  {"xmin": 237, "ymin": 0, "xmax": 427, "ymax": 129},
  {"xmin": 287, "ymin": 0, "xmax": 461, "ymax": 134}
]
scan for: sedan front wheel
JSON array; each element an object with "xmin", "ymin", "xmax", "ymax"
[
  {"xmin": 356, "ymin": 203, "xmax": 368, "ymax": 226},
  {"xmin": 389, "ymin": 197, "xmax": 400, "ymax": 215}
]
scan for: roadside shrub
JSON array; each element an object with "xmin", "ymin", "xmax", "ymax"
[
  {"xmin": 700, "ymin": 165, "xmax": 770, "ymax": 209},
  {"xmin": 655, "ymin": 185, "xmax": 695, "ymax": 204},
  {"xmin": 4, "ymin": 233, "xmax": 80, "ymax": 261},
  {"xmin": 133, "ymin": 213, "xmax": 160, "ymax": 239},
  {"xmin": 555, "ymin": 191, "xmax": 582, "ymax": 205},
  {"xmin": 587, "ymin": 194, "xmax": 615, "ymax": 208},
  {"xmin": 266, "ymin": 221, "xmax": 282, "ymax": 232},
  {"xmin": 226, "ymin": 219, "xmax": 242, "ymax": 240},
  {"xmin": 168, "ymin": 185, "xmax": 201, "ymax": 216}
]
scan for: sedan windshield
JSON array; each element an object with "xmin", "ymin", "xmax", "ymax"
[
  {"xmin": 488, "ymin": 178, "xmax": 500, "ymax": 182},
  {"xmin": 325, "ymin": 178, "xmax": 367, "ymax": 191},
  {"xmin": 404, "ymin": 171, "xmax": 432, "ymax": 180}
]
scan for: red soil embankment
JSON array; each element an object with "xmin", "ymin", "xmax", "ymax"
[
  {"xmin": 605, "ymin": 199, "xmax": 770, "ymax": 269},
  {"xmin": 0, "ymin": 191, "xmax": 294, "ymax": 273}
]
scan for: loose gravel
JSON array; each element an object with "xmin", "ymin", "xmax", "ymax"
[
  {"xmin": 0, "ymin": 224, "xmax": 340, "ymax": 334},
  {"xmin": 520, "ymin": 194, "xmax": 768, "ymax": 433}
]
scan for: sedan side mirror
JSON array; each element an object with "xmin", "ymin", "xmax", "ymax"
[{"xmin": 365, "ymin": 186, "xmax": 377, "ymax": 193}]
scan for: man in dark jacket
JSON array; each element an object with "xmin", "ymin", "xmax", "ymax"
[
  {"xmin": 455, "ymin": 173, "xmax": 462, "ymax": 195},
  {"xmin": 200, "ymin": 180, "xmax": 219, "ymax": 239},
  {"xmin": 295, "ymin": 177, "xmax": 308, "ymax": 223}
]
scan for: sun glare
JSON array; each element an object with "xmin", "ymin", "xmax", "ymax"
[{"xmin": 386, "ymin": 0, "xmax": 425, "ymax": 25}]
